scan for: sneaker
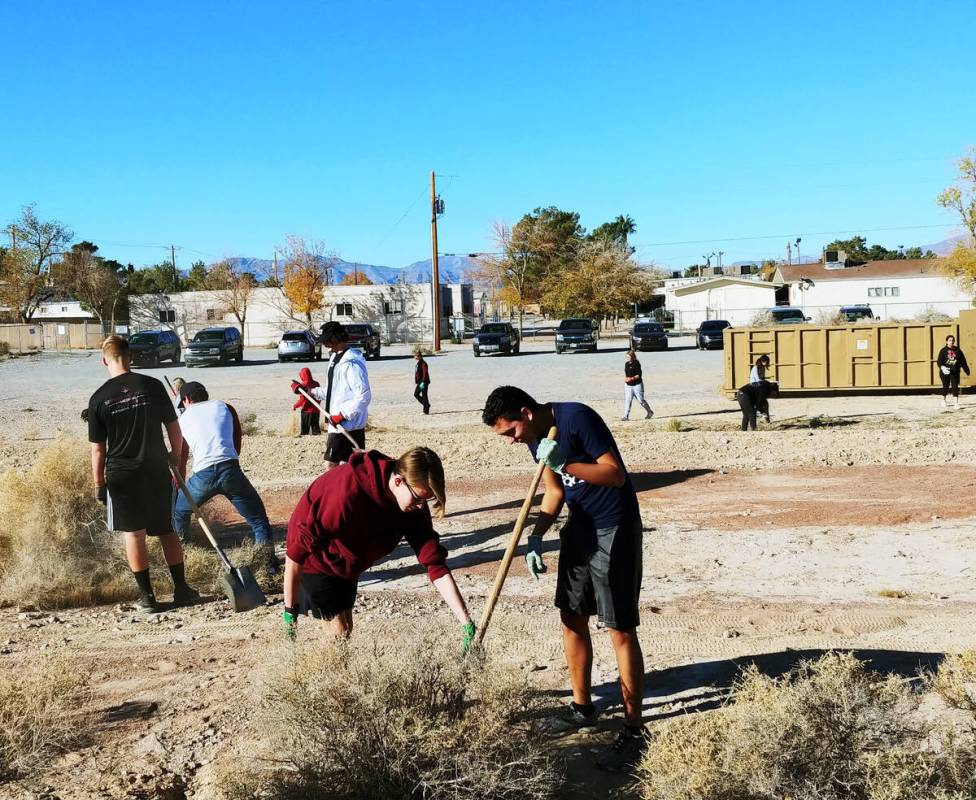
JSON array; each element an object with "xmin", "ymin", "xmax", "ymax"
[
  {"xmin": 172, "ymin": 585, "xmax": 201, "ymax": 607},
  {"xmin": 423, "ymin": 405, "xmax": 430, "ymax": 415},
  {"xmin": 645, "ymin": 410, "xmax": 654, "ymax": 419},
  {"xmin": 596, "ymin": 726, "xmax": 647, "ymax": 772},
  {"xmin": 538, "ymin": 702, "xmax": 600, "ymax": 735},
  {"xmin": 620, "ymin": 416, "xmax": 629, "ymax": 421},
  {"xmin": 954, "ymin": 398, "xmax": 960, "ymax": 409},
  {"xmin": 135, "ymin": 594, "xmax": 161, "ymax": 614},
  {"xmin": 942, "ymin": 396, "xmax": 949, "ymax": 407},
  {"xmin": 763, "ymin": 413, "xmax": 772, "ymax": 423}
]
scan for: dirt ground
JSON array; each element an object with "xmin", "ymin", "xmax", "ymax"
[{"xmin": 2, "ymin": 339, "xmax": 976, "ymax": 798}]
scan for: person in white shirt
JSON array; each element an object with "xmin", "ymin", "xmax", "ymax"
[
  {"xmin": 292, "ymin": 321, "xmax": 372, "ymax": 473},
  {"xmin": 173, "ymin": 382, "xmax": 275, "ymax": 562}
]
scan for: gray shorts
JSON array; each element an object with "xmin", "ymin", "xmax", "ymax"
[{"xmin": 555, "ymin": 515, "xmax": 643, "ymax": 630}]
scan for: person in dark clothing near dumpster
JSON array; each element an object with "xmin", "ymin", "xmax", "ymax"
[
  {"xmin": 413, "ymin": 350, "xmax": 431, "ymax": 415},
  {"xmin": 736, "ymin": 380, "xmax": 778, "ymax": 431},
  {"xmin": 937, "ymin": 334, "xmax": 970, "ymax": 410}
]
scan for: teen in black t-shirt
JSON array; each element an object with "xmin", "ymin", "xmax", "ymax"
[{"xmin": 88, "ymin": 336, "xmax": 198, "ymax": 613}]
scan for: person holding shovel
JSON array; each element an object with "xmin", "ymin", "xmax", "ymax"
[
  {"xmin": 87, "ymin": 335, "xmax": 199, "ymax": 614},
  {"xmin": 482, "ymin": 385, "xmax": 646, "ymax": 772},
  {"xmin": 291, "ymin": 321, "xmax": 371, "ymax": 472},
  {"xmin": 172, "ymin": 381, "xmax": 277, "ymax": 571},
  {"xmin": 282, "ymin": 446, "xmax": 475, "ymax": 649},
  {"xmin": 414, "ymin": 349, "xmax": 431, "ymax": 415}
]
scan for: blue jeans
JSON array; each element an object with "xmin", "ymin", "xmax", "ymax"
[{"xmin": 173, "ymin": 460, "xmax": 272, "ymax": 546}]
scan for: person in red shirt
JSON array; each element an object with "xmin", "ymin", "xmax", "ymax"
[
  {"xmin": 413, "ymin": 350, "xmax": 431, "ymax": 415},
  {"xmin": 292, "ymin": 367, "xmax": 321, "ymax": 435},
  {"xmin": 282, "ymin": 446, "xmax": 475, "ymax": 649}
]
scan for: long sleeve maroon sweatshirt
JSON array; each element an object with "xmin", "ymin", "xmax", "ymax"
[{"xmin": 286, "ymin": 450, "xmax": 449, "ymax": 582}]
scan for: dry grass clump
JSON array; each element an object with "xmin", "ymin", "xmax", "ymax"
[
  {"xmin": 0, "ymin": 651, "xmax": 92, "ymax": 779},
  {"xmin": 638, "ymin": 652, "xmax": 976, "ymax": 800},
  {"xmin": 217, "ymin": 634, "xmax": 562, "ymax": 800},
  {"xmin": 239, "ymin": 411, "xmax": 260, "ymax": 436},
  {"xmin": 0, "ymin": 341, "xmax": 9, "ymax": 358},
  {"xmin": 933, "ymin": 650, "xmax": 976, "ymax": 711},
  {"xmin": 282, "ymin": 410, "xmax": 300, "ymax": 437},
  {"xmin": 665, "ymin": 418, "xmax": 684, "ymax": 432},
  {"xmin": 749, "ymin": 310, "xmax": 775, "ymax": 327}
]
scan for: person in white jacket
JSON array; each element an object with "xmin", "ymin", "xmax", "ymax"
[{"xmin": 292, "ymin": 321, "xmax": 372, "ymax": 472}]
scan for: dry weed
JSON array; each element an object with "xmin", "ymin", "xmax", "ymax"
[
  {"xmin": 216, "ymin": 634, "xmax": 562, "ymax": 800},
  {"xmin": 239, "ymin": 411, "xmax": 260, "ymax": 436},
  {"xmin": 665, "ymin": 418, "xmax": 684, "ymax": 432},
  {"xmin": 282, "ymin": 411, "xmax": 300, "ymax": 437},
  {"xmin": 878, "ymin": 588, "xmax": 909, "ymax": 599},
  {"xmin": 933, "ymin": 651, "xmax": 976, "ymax": 711},
  {"xmin": 0, "ymin": 651, "xmax": 92, "ymax": 779},
  {"xmin": 638, "ymin": 652, "xmax": 976, "ymax": 800}
]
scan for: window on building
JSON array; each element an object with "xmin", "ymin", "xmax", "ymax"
[
  {"xmin": 868, "ymin": 287, "xmax": 900, "ymax": 298},
  {"xmin": 206, "ymin": 309, "xmax": 216, "ymax": 321},
  {"xmin": 384, "ymin": 299, "xmax": 403, "ymax": 315},
  {"xmin": 158, "ymin": 309, "xmax": 176, "ymax": 323},
  {"xmin": 335, "ymin": 302, "xmax": 353, "ymax": 316},
  {"xmin": 61, "ymin": 306, "xmax": 68, "ymax": 312},
  {"xmin": 885, "ymin": 287, "xmax": 899, "ymax": 297}
]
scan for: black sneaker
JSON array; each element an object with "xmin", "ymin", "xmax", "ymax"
[
  {"xmin": 172, "ymin": 585, "xmax": 201, "ymax": 607},
  {"xmin": 135, "ymin": 594, "xmax": 161, "ymax": 614},
  {"xmin": 596, "ymin": 726, "xmax": 647, "ymax": 772},
  {"xmin": 538, "ymin": 702, "xmax": 600, "ymax": 735}
]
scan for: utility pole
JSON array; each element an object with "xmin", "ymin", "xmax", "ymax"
[
  {"xmin": 7, "ymin": 225, "xmax": 16, "ymax": 251},
  {"xmin": 273, "ymin": 249, "xmax": 279, "ymax": 286},
  {"xmin": 787, "ymin": 241, "xmax": 792, "ymax": 266},
  {"xmin": 430, "ymin": 170, "xmax": 441, "ymax": 350},
  {"xmin": 795, "ymin": 237, "xmax": 802, "ymax": 265},
  {"xmin": 170, "ymin": 245, "xmax": 178, "ymax": 292}
]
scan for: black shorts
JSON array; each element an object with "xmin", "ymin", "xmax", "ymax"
[
  {"xmin": 106, "ymin": 466, "xmax": 173, "ymax": 536},
  {"xmin": 299, "ymin": 572, "xmax": 358, "ymax": 620},
  {"xmin": 555, "ymin": 515, "xmax": 643, "ymax": 630},
  {"xmin": 323, "ymin": 428, "xmax": 365, "ymax": 463}
]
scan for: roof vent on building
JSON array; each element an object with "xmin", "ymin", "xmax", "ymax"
[
  {"xmin": 671, "ymin": 270, "xmax": 682, "ymax": 279},
  {"xmin": 824, "ymin": 249, "xmax": 849, "ymax": 270}
]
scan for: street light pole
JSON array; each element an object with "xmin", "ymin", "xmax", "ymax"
[{"xmin": 430, "ymin": 171, "xmax": 441, "ymax": 351}]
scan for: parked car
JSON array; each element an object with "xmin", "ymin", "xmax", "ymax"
[
  {"xmin": 839, "ymin": 305, "xmax": 878, "ymax": 322},
  {"xmin": 630, "ymin": 322, "xmax": 669, "ymax": 351},
  {"xmin": 277, "ymin": 330, "xmax": 322, "ymax": 362},
  {"xmin": 769, "ymin": 307, "xmax": 811, "ymax": 325},
  {"xmin": 555, "ymin": 318, "xmax": 599, "ymax": 353},
  {"xmin": 473, "ymin": 322, "xmax": 520, "ymax": 357},
  {"xmin": 344, "ymin": 323, "xmax": 381, "ymax": 359},
  {"xmin": 696, "ymin": 319, "xmax": 731, "ymax": 350},
  {"xmin": 185, "ymin": 326, "xmax": 243, "ymax": 367},
  {"xmin": 127, "ymin": 330, "xmax": 181, "ymax": 366}
]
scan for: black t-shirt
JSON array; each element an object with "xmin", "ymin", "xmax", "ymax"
[
  {"xmin": 527, "ymin": 402, "xmax": 639, "ymax": 530},
  {"xmin": 624, "ymin": 360, "xmax": 642, "ymax": 385},
  {"xmin": 87, "ymin": 372, "xmax": 177, "ymax": 475}
]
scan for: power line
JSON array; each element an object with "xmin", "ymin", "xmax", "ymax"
[{"xmin": 632, "ymin": 222, "xmax": 956, "ymax": 249}]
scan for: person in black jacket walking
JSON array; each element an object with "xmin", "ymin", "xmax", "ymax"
[
  {"xmin": 622, "ymin": 350, "xmax": 653, "ymax": 420},
  {"xmin": 937, "ymin": 334, "xmax": 970, "ymax": 409},
  {"xmin": 414, "ymin": 350, "xmax": 431, "ymax": 415},
  {"xmin": 736, "ymin": 380, "xmax": 778, "ymax": 431}
]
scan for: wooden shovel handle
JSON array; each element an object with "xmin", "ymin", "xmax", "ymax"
[
  {"xmin": 474, "ymin": 426, "xmax": 558, "ymax": 645},
  {"xmin": 296, "ymin": 386, "xmax": 363, "ymax": 451}
]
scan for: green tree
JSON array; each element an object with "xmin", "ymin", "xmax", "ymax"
[
  {"xmin": 0, "ymin": 205, "xmax": 73, "ymax": 321},
  {"xmin": 126, "ymin": 262, "xmax": 183, "ymax": 295},
  {"xmin": 61, "ymin": 242, "xmax": 128, "ymax": 329},
  {"xmin": 512, "ymin": 206, "xmax": 584, "ymax": 285},
  {"xmin": 904, "ymin": 246, "xmax": 923, "ymax": 259},
  {"xmin": 184, "ymin": 260, "xmax": 210, "ymax": 291},
  {"xmin": 589, "ymin": 214, "xmax": 637, "ymax": 252}
]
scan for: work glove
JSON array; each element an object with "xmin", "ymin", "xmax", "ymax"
[
  {"xmin": 525, "ymin": 534, "xmax": 547, "ymax": 579},
  {"xmin": 941, "ymin": 365, "xmax": 951, "ymax": 375},
  {"xmin": 419, "ymin": 382, "xmax": 426, "ymax": 390},
  {"xmin": 329, "ymin": 413, "xmax": 344, "ymax": 426},
  {"xmin": 461, "ymin": 621, "xmax": 476, "ymax": 654},
  {"xmin": 291, "ymin": 380, "xmax": 302, "ymax": 394},
  {"xmin": 535, "ymin": 437, "xmax": 566, "ymax": 474},
  {"xmin": 94, "ymin": 484, "xmax": 107, "ymax": 505},
  {"xmin": 283, "ymin": 608, "xmax": 298, "ymax": 641}
]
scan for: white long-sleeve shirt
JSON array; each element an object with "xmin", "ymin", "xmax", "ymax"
[{"xmin": 310, "ymin": 347, "xmax": 371, "ymax": 432}]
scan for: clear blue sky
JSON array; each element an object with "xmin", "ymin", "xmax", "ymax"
[{"xmin": 1, "ymin": 0, "xmax": 973, "ymax": 271}]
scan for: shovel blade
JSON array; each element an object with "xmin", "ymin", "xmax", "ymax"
[{"xmin": 219, "ymin": 565, "xmax": 266, "ymax": 613}]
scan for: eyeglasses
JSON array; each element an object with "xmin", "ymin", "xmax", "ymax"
[{"xmin": 401, "ymin": 478, "xmax": 428, "ymax": 507}]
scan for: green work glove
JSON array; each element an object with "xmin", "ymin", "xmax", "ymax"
[
  {"xmin": 461, "ymin": 621, "xmax": 476, "ymax": 653},
  {"xmin": 283, "ymin": 608, "xmax": 298, "ymax": 641},
  {"xmin": 525, "ymin": 534, "xmax": 547, "ymax": 579},
  {"xmin": 535, "ymin": 437, "xmax": 566, "ymax": 474},
  {"xmin": 419, "ymin": 382, "xmax": 426, "ymax": 390}
]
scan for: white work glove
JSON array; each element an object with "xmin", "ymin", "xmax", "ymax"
[
  {"xmin": 525, "ymin": 534, "xmax": 547, "ymax": 579},
  {"xmin": 941, "ymin": 365, "xmax": 951, "ymax": 375},
  {"xmin": 535, "ymin": 437, "xmax": 566, "ymax": 474}
]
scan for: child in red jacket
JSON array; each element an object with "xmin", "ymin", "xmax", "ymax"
[{"xmin": 293, "ymin": 367, "xmax": 321, "ymax": 435}]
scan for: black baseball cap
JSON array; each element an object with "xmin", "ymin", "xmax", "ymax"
[
  {"xmin": 318, "ymin": 321, "xmax": 348, "ymax": 344},
  {"xmin": 179, "ymin": 381, "xmax": 208, "ymax": 403}
]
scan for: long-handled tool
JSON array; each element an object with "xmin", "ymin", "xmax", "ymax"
[
  {"xmin": 474, "ymin": 426, "xmax": 557, "ymax": 646},
  {"xmin": 169, "ymin": 464, "xmax": 267, "ymax": 612},
  {"xmin": 296, "ymin": 386, "xmax": 364, "ymax": 451}
]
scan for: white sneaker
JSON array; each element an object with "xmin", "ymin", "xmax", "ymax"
[
  {"xmin": 620, "ymin": 416, "xmax": 629, "ymax": 421},
  {"xmin": 954, "ymin": 397, "xmax": 960, "ymax": 409},
  {"xmin": 942, "ymin": 396, "xmax": 949, "ymax": 407}
]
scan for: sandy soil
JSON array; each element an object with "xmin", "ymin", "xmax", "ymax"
[{"xmin": 2, "ymin": 341, "xmax": 976, "ymax": 798}]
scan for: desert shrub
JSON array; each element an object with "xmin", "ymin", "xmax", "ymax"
[
  {"xmin": 239, "ymin": 411, "xmax": 260, "ymax": 436},
  {"xmin": 0, "ymin": 651, "xmax": 92, "ymax": 779},
  {"xmin": 665, "ymin": 418, "xmax": 684, "ymax": 432},
  {"xmin": 0, "ymin": 341, "xmax": 9, "ymax": 358},
  {"xmin": 814, "ymin": 308, "xmax": 845, "ymax": 325},
  {"xmin": 914, "ymin": 307, "xmax": 953, "ymax": 323},
  {"xmin": 638, "ymin": 652, "xmax": 976, "ymax": 800},
  {"xmin": 282, "ymin": 410, "xmax": 300, "ymax": 437},
  {"xmin": 217, "ymin": 635, "xmax": 562, "ymax": 800},
  {"xmin": 749, "ymin": 310, "xmax": 775, "ymax": 327},
  {"xmin": 933, "ymin": 651, "xmax": 976, "ymax": 711}
]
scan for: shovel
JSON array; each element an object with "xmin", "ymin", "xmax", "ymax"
[
  {"xmin": 168, "ymin": 464, "xmax": 267, "ymax": 613},
  {"xmin": 475, "ymin": 425, "xmax": 558, "ymax": 646},
  {"xmin": 295, "ymin": 386, "xmax": 365, "ymax": 452}
]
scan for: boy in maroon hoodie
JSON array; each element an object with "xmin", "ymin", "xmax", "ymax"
[
  {"xmin": 283, "ymin": 446, "xmax": 476, "ymax": 649},
  {"xmin": 292, "ymin": 367, "xmax": 321, "ymax": 435}
]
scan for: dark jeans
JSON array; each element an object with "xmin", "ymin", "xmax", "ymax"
[
  {"xmin": 941, "ymin": 371, "xmax": 961, "ymax": 397},
  {"xmin": 737, "ymin": 392, "xmax": 757, "ymax": 431},
  {"xmin": 414, "ymin": 384, "xmax": 430, "ymax": 411},
  {"xmin": 173, "ymin": 460, "xmax": 272, "ymax": 545},
  {"xmin": 300, "ymin": 411, "xmax": 321, "ymax": 435}
]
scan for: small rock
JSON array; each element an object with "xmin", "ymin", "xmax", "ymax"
[{"xmin": 724, "ymin": 629, "xmax": 741, "ymax": 639}]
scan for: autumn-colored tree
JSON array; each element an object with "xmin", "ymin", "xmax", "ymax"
[
  {"xmin": 207, "ymin": 259, "xmax": 259, "ymax": 340},
  {"xmin": 280, "ymin": 236, "xmax": 335, "ymax": 325},
  {"xmin": 937, "ymin": 148, "xmax": 976, "ymax": 297},
  {"xmin": 340, "ymin": 271, "xmax": 373, "ymax": 285},
  {"xmin": 0, "ymin": 205, "xmax": 73, "ymax": 321},
  {"xmin": 473, "ymin": 220, "xmax": 550, "ymax": 334},
  {"xmin": 60, "ymin": 241, "xmax": 127, "ymax": 329}
]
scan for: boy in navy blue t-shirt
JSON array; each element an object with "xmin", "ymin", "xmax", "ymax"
[{"xmin": 482, "ymin": 385, "xmax": 645, "ymax": 771}]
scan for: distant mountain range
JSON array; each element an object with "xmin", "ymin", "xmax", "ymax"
[{"xmin": 227, "ymin": 254, "xmax": 482, "ymax": 285}]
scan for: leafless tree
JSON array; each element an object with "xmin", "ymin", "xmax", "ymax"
[{"xmin": 1, "ymin": 205, "xmax": 73, "ymax": 321}]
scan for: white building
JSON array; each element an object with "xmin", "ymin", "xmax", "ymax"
[
  {"xmin": 776, "ymin": 258, "xmax": 972, "ymax": 321},
  {"xmin": 664, "ymin": 276, "xmax": 781, "ymax": 329},
  {"xmin": 32, "ymin": 295, "xmax": 96, "ymax": 324},
  {"xmin": 129, "ymin": 282, "xmax": 475, "ymax": 346}
]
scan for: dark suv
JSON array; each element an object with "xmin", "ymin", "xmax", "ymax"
[
  {"xmin": 128, "ymin": 330, "xmax": 181, "ymax": 366},
  {"xmin": 555, "ymin": 318, "xmax": 599, "ymax": 353},
  {"xmin": 185, "ymin": 327, "xmax": 243, "ymax": 367},
  {"xmin": 630, "ymin": 322, "xmax": 669, "ymax": 351},
  {"xmin": 696, "ymin": 319, "xmax": 730, "ymax": 350},
  {"xmin": 344, "ymin": 323, "xmax": 381, "ymax": 359},
  {"xmin": 473, "ymin": 322, "xmax": 520, "ymax": 356}
]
